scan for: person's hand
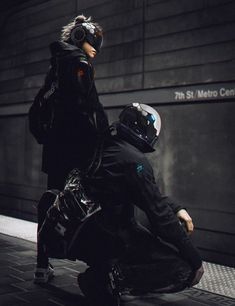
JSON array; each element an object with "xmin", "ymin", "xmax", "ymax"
[
  {"xmin": 177, "ymin": 209, "xmax": 194, "ymax": 234},
  {"xmin": 191, "ymin": 265, "xmax": 204, "ymax": 286}
]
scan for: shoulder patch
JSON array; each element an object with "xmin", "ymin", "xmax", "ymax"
[
  {"xmin": 136, "ymin": 163, "xmax": 144, "ymax": 174},
  {"xmin": 77, "ymin": 68, "xmax": 85, "ymax": 77},
  {"xmin": 77, "ymin": 60, "xmax": 92, "ymax": 77}
]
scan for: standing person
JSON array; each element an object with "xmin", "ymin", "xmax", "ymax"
[
  {"xmin": 72, "ymin": 103, "xmax": 204, "ymax": 306},
  {"xmin": 33, "ymin": 15, "xmax": 109, "ymax": 283}
]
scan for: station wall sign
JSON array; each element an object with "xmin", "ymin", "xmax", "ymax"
[
  {"xmin": 100, "ymin": 82, "xmax": 235, "ymax": 108},
  {"xmin": 173, "ymin": 83, "xmax": 235, "ymax": 102}
]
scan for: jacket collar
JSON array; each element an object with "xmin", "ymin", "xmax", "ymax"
[{"xmin": 49, "ymin": 41, "xmax": 87, "ymax": 59}]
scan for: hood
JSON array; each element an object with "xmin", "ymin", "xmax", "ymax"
[{"xmin": 49, "ymin": 41, "xmax": 87, "ymax": 60}]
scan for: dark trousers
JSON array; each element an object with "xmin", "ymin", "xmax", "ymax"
[
  {"xmin": 73, "ymin": 212, "xmax": 194, "ymax": 294},
  {"xmin": 36, "ymin": 168, "xmax": 70, "ymax": 267},
  {"xmin": 119, "ymin": 225, "xmax": 194, "ymax": 293}
]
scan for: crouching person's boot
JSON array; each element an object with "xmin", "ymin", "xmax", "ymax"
[{"xmin": 77, "ymin": 265, "xmax": 121, "ymax": 306}]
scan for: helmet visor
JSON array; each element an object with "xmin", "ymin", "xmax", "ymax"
[
  {"xmin": 86, "ymin": 32, "xmax": 103, "ymax": 52},
  {"xmin": 133, "ymin": 103, "xmax": 161, "ymax": 140}
]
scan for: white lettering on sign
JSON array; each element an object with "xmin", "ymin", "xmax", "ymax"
[
  {"xmin": 174, "ymin": 86, "xmax": 235, "ymax": 101},
  {"xmin": 197, "ymin": 90, "xmax": 218, "ymax": 98},
  {"xmin": 220, "ymin": 88, "xmax": 235, "ymax": 97},
  {"xmin": 175, "ymin": 91, "xmax": 185, "ymax": 100}
]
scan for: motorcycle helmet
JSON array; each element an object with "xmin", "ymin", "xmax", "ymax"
[{"xmin": 117, "ymin": 103, "xmax": 161, "ymax": 152}]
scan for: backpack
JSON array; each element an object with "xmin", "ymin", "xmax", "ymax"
[
  {"xmin": 28, "ymin": 67, "xmax": 58, "ymax": 144},
  {"xmin": 38, "ymin": 139, "xmax": 105, "ymax": 259},
  {"xmin": 38, "ymin": 168, "xmax": 102, "ymax": 259}
]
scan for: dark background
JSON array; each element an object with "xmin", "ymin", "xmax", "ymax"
[{"xmin": 0, "ymin": 0, "xmax": 234, "ymax": 267}]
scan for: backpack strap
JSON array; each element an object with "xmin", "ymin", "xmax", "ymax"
[
  {"xmin": 43, "ymin": 58, "xmax": 59, "ymax": 100},
  {"xmin": 86, "ymin": 136, "xmax": 105, "ymax": 177}
]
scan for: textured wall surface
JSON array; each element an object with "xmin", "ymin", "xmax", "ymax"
[{"xmin": 0, "ymin": 0, "xmax": 235, "ymax": 266}]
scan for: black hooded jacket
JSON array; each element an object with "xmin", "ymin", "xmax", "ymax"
[
  {"xmin": 42, "ymin": 41, "xmax": 109, "ymax": 173},
  {"xmin": 84, "ymin": 135, "xmax": 202, "ymax": 271}
]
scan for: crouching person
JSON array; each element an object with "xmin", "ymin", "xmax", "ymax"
[{"xmin": 73, "ymin": 103, "xmax": 204, "ymax": 306}]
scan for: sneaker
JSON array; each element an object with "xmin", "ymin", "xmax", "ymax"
[{"xmin": 34, "ymin": 263, "xmax": 54, "ymax": 284}]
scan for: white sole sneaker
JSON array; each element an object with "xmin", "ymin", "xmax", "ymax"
[{"xmin": 34, "ymin": 264, "xmax": 54, "ymax": 284}]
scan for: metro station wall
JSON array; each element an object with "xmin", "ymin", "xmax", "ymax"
[
  {"xmin": 0, "ymin": 0, "xmax": 235, "ymax": 266},
  {"xmin": 151, "ymin": 101, "xmax": 235, "ymax": 268},
  {"xmin": 0, "ymin": 115, "xmax": 46, "ymax": 221}
]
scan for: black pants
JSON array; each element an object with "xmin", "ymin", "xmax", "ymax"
[
  {"xmin": 119, "ymin": 224, "xmax": 194, "ymax": 293},
  {"xmin": 73, "ymin": 212, "xmax": 194, "ymax": 294},
  {"xmin": 36, "ymin": 168, "xmax": 70, "ymax": 267}
]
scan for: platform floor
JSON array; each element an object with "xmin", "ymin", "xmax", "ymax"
[{"xmin": 0, "ymin": 215, "xmax": 234, "ymax": 306}]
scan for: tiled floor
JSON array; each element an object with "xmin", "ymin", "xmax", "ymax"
[
  {"xmin": 195, "ymin": 262, "xmax": 235, "ymax": 299},
  {"xmin": 0, "ymin": 215, "xmax": 234, "ymax": 306}
]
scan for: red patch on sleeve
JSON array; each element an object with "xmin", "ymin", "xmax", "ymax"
[{"xmin": 77, "ymin": 69, "xmax": 85, "ymax": 77}]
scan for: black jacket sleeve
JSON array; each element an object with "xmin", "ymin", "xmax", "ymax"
[
  {"xmin": 75, "ymin": 60, "xmax": 94, "ymax": 98},
  {"xmin": 73, "ymin": 59, "xmax": 109, "ymax": 133},
  {"xmin": 150, "ymin": 174, "xmax": 182, "ymax": 214},
  {"xmin": 127, "ymin": 160, "xmax": 202, "ymax": 270}
]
